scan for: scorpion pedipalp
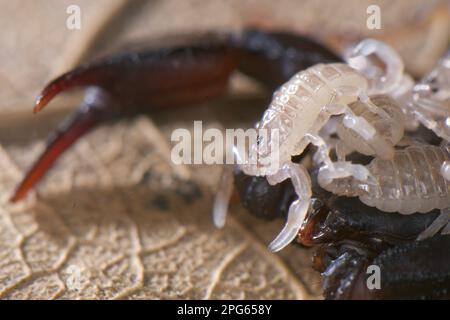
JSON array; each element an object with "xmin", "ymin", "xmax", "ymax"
[
  {"xmin": 266, "ymin": 162, "xmax": 312, "ymax": 252},
  {"xmin": 410, "ymin": 54, "xmax": 450, "ymax": 139},
  {"xmin": 11, "ymin": 30, "xmax": 342, "ymax": 203}
]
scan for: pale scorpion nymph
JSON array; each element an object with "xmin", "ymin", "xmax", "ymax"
[
  {"xmin": 213, "ymin": 39, "xmax": 408, "ymax": 252},
  {"xmin": 319, "ymin": 142, "xmax": 450, "ymax": 240}
]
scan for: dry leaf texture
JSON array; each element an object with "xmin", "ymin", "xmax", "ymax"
[{"xmin": 0, "ymin": 118, "xmax": 319, "ymax": 299}]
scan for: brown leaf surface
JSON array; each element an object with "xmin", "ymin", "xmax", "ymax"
[{"xmin": 0, "ymin": 118, "xmax": 318, "ymax": 299}]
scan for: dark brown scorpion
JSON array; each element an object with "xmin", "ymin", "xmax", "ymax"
[{"xmin": 9, "ymin": 28, "xmax": 450, "ymax": 299}]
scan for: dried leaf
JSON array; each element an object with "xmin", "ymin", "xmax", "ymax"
[{"xmin": 0, "ymin": 118, "xmax": 318, "ymax": 299}]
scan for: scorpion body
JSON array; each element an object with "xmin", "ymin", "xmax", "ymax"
[
  {"xmin": 10, "ymin": 28, "xmax": 450, "ymax": 251},
  {"xmin": 322, "ymin": 143, "xmax": 450, "ymax": 214},
  {"xmin": 363, "ymin": 144, "xmax": 450, "ymax": 214}
]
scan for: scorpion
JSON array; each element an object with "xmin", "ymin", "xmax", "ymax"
[
  {"xmin": 8, "ymin": 29, "xmax": 450, "ymax": 250},
  {"xmin": 8, "ymin": 27, "xmax": 450, "ymax": 299}
]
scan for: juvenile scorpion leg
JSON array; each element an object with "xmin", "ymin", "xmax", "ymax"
[
  {"xmin": 336, "ymin": 88, "xmax": 396, "ymax": 160},
  {"xmin": 269, "ymin": 132, "xmax": 372, "ymax": 252},
  {"xmin": 266, "ymin": 162, "xmax": 312, "ymax": 252}
]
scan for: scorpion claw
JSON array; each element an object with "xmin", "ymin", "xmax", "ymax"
[
  {"xmin": 10, "ymin": 87, "xmax": 112, "ymax": 202},
  {"xmin": 12, "ymin": 30, "xmax": 341, "ymax": 204}
]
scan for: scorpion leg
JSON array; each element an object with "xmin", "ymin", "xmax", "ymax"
[
  {"xmin": 342, "ymin": 105, "xmax": 395, "ymax": 160},
  {"xmin": 442, "ymin": 221, "xmax": 450, "ymax": 234},
  {"xmin": 411, "ymin": 54, "xmax": 450, "ymax": 140},
  {"xmin": 339, "ymin": 90, "xmax": 396, "ymax": 160},
  {"xmin": 11, "ymin": 39, "xmax": 239, "ymax": 202},
  {"xmin": 326, "ymin": 88, "xmax": 396, "ymax": 160},
  {"xmin": 266, "ymin": 162, "xmax": 312, "ymax": 252},
  {"xmin": 346, "ymin": 38, "xmax": 406, "ymax": 96},
  {"xmin": 305, "ymin": 132, "xmax": 373, "ymax": 190},
  {"xmin": 417, "ymin": 207, "xmax": 450, "ymax": 240},
  {"xmin": 334, "ymin": 140, "xmax": 354, "ymax": 162}
]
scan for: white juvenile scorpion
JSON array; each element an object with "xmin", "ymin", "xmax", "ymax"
[{"xmin": 213, "ymin": 39, "xmax": 413, "ymax": 252}]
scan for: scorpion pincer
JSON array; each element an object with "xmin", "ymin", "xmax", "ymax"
[{"xmin": 214, "ymin": 39, "xmax": 410, "ymax": 252}]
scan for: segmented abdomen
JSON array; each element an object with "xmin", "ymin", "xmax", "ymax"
[
  {"xmin": 361, "ymin": 144, "xmax": 450, "ymax": 214},
  {"xmin": 259, "ymin": 63, "xmax": 364, "ymax": 155}
]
